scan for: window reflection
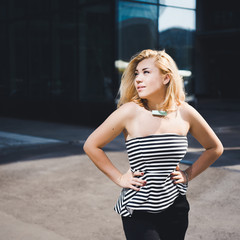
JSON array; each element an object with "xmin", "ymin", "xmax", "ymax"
[
  {"xmin": 0, "ymin": 23, "xmax": 8, "ymax": 98},
  {"xmin": 130, "ymin": 0, "xmax": 158, "ymax": 3},
  {"xmin": 29, "ymin": 20, "xmax": 51, "ymax": 99},
  {"xmin": 0, "ymin": 0, "xmax": 198, "ymax": 121},
  {"xmin": 117, "ymin": 0, "xmax": 196, "ymax": 100},
  {"xmin": 51, "ymin": 14, "xmax": 77, "ymax": 101},
  {"xmin": 159, "ymin": 6, "xmax": 195, "ymax": 32},
  {"xmin": 160, "ymin": 0, "xmax": 196, "ymax": 9},
  {"xmin": 78, "ymin": 3, "xmax": 114, "ymax": 101},
  {"xmin": 9, "ymin": 21, "xmax": 28, "ymax": 99},
  {"xmin": 118, "ymin": 1, "xmax": 158, "ymax": 61},
  {"xmin": 159, "ymin": 6, "xmax": 195, "ymax": 70},
  {"xmin": 158, "ymin": 5, "xmax": 195, "ymax": 100}
]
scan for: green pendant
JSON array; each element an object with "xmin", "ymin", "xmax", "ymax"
[{"xmin": 152, "ymin": 110, "xmax": 167, "ymax": 116}]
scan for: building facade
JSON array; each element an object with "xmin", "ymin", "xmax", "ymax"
[
  {"xmin": 195, "ymin": 0, "xmax": 240, "ymax": 98},
  {"xmin": 0, "ymin": 0, "xmax": 196, "ymax": 125}
]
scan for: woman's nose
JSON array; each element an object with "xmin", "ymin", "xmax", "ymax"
[{"xmin": 135, "ymin": 75, "xmax": 143, "ymax": 83}]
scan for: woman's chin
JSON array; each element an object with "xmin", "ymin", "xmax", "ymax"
[{"xmin": 138, "ymin": 93, "xmax": 148, "ymax": 99}]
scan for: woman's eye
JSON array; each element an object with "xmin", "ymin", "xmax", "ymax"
[
  {"xmin": 144, "ymin": 71, "xmax": 150, "ymax": 74},
  {"xmin": 134, "ymin": 72, "xmax": 138, "ymax": 76}
]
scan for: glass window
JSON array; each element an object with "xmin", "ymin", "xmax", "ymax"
[
  {"xmin": 78, "ymin": 3, "xmax": 114, "ymax": 102},
  {"xmin": 51, "ymin": 0, "xmax": 76, "ymax": 15},
  {"xmin": 8, "ymin": 21, "xmax": 28, "ymax": 99},
  {"xmin": 78, "ymin": 0, "xmax": 105, "ymax": 4},
  {"xmin": 118, "ymin": 1, "xmax": 158, "ymax": 62},
  {"xmin": 159, "ymin": 6, "xmax": 195, "ymax": 70},
  {"xmin": 0, "ymin": 23, "xmax": 9, "ymax": 98},
  {"xmin": 0, "ymin": 0, "xmax": 7, "ymax": 20},
  {"xmin": 28, "ymin": 0, "xmax": 50, "ymax": 15},
  {"xmin": 51, "ymin": 13, "xmax": 77, "ymax": 101},
  {"xmin": 28, "ymin": 20, "xmax": 51, "ymax": 100},
  {"xmin": 8, "ymin": 0, "xmax": 27, "ymax": 18},
  {"xmin": 159, "ymin": 6, "xmax": 195, "ymax": 97},
  {"xmin": 130, "ymin": 0, "xmax": 158, "ymax": 3},
  {"xmin": 160, "ymin": 0, "xmax": 196, "ymax": 9}
]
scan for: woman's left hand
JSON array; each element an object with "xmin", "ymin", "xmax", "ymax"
[{"xmin": 171, "ymin": 165, "xmax": 188, "ymax": 184}]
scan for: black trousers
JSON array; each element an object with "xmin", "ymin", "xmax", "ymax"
[{"xmin": 121, "ymin": 195, "xmax": 190, "ymax": 240}]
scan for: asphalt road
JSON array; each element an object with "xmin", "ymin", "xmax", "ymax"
[{"xmin": 0, "ymin": 102, "xmax": 240, "ymax": 240}]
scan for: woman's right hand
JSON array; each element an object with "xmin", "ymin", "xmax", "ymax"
[{"xmin": 117, "ymin": 169, "xmax": 146, "ymax": 191}]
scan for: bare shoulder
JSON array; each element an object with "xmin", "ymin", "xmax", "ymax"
[
  {"xmin": 117, "ymin": 101, "xmax": 141, "ymax": 119},
  {"xmin": 118, "ymin": 101, "xmax": 140, "ymax": 111},
  {"xmin": 84, "ymin": 102, "xmax": 140, "ymax": 148},
  {"xmin": 179, "ymin": 101, "xmax": 201, "ymax": 121}
]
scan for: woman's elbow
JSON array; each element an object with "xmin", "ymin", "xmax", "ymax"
[
  {"xmin": 216, "ymin": 142, "xmax": 224, "ymax": 158},
  {"xmin": 83, "ymin": 140, "xmax": 91, "ymax": 155},
  {"xmin": 83, "ymin": 139, "xmax": 100, "ymax": 156}
]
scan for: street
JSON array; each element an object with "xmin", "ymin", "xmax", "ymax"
[{"xmin": 0, "ymin": 100, "xmax": 240, "ymax": 240}]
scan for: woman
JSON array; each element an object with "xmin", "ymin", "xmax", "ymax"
[{"xmin": 83, "ymin": 49, "xmax": 223, "ymax": 240}]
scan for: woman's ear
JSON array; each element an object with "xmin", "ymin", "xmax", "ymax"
[{"xmin": 163, "ymin": 74, "xmax": 170, "ymax": 85}]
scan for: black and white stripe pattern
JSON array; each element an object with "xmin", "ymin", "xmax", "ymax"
[{"xmin": 114, "ymin": 134, "xmax": 188, "ymax": 217}]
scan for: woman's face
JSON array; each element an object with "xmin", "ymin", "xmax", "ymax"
[{"xmin": 134, "ymin": 58, "xmax": 169, "ymax": 101}]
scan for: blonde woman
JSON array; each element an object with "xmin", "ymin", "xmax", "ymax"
[{"xmin": 84, "ymin": 49, "xmax": 223, "ymax": 240}]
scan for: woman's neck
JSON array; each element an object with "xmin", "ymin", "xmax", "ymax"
[{"xmin": 146, "ymin": 98, "xmax": 165, "ymax": 111}]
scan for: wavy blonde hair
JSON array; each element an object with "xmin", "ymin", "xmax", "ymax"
[{"xmin": 117, "ymin": 49, "xmax": 185, "ymax": 111}]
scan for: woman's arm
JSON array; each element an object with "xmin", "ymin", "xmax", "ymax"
[
  {"xmin": 83, "ymin": 103, "xmax": 146, "ymax": 190},
  {"xmin": 172, "ymin": 103, "xmax": 224, "ymax": 183}
]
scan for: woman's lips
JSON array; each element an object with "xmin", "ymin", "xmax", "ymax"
[{"xmin": 137, "ymin": 86, "xmax": 145, "ymax": 91}]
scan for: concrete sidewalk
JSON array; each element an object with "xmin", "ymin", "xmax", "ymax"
[{"xmin": 0, "ymin": 100, "xmax": 240, "ymax": 240}]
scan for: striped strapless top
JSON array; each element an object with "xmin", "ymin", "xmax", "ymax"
[{"xmin": 114, "ymin": 133, "xmax": 188, "ymax": 217}]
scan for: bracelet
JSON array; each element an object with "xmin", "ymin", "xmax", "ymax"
[{"xmin": 183, "ymin": 170, "xmax": 189, "ymax": 185}]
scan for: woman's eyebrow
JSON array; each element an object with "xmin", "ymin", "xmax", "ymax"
[
  {"xmin": 142, "ymin": 67, "xmax": 150, "ymax": 71},
  {"xmin": 135, "ymin": 67, "xmax": 151, "ymax": 72}
]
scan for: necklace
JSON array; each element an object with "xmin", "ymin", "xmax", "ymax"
[{"xmin": 152, "ymin": 110, "xmax": 167, "ymax": 116}]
